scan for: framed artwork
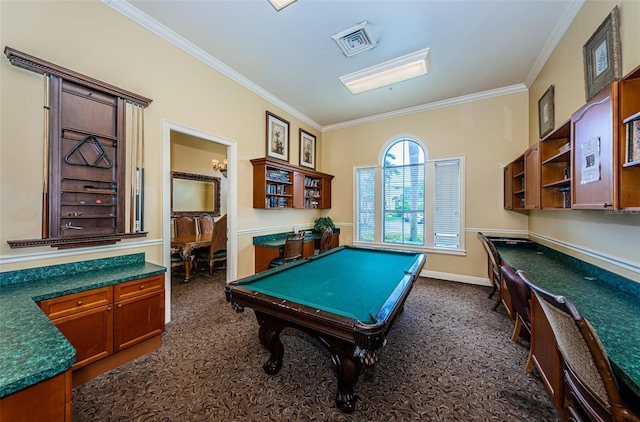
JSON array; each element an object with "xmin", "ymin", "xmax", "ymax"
[
  {"xmin": 266, "ymin": 111, "xmax": 290, "ymax": 162},
  {"xmin": 583, "ymin": 6, "xmax": 621, "ymax": 101},
  {"xmin": 299, "ymin": 129, "xmax": 316, "ymax": 169},
  {"xmin": 538, "ymin": 85, "xmax": 554, "ymax": 138}
]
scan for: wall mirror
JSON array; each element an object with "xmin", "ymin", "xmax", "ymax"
[{"xmin": 171, "ymin": 171, "xmax": 221, "ymax": 217}]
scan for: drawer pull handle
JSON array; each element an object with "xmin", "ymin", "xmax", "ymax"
[
  {"xmin": 107, "ymin": 306, "xmax": 112, "ymax": 311},
  {"xmin": 118, "ymin": 304, "xmax": 122, "ymax": 308},
  {"xmin": 77, "ymin": 300, "xmax": 83, "ymax": 306},
  {"xmin": 140, "ymin": 285, "xmax": 145, "ymax": 289}
]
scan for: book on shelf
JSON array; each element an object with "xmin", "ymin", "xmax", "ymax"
[{"xmin": 626, "ymin": 120, "xmax": 640, "ymax": 163}]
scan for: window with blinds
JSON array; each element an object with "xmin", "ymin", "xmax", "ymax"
[
  {"xmin": 355, "ymin": 167, "xmax": 375, "ymax": 242},
  {"xmin": 434, "ymin": 159, "xmax": 460, "ymax": 249},
  {"xmin": 354, "ymin": 137, "xmax": 463, "ymax": 252}
]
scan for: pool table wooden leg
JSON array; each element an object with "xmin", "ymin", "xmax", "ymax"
[
  {"xmin": 331, "ymin": 353, "xmax": 360, "ymax": 414},
  {"xmin": 255, "ymin": 311, "xmax": 285, "ymax": 375}
]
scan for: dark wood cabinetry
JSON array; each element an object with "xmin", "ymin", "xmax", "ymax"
[
  {"xmin": 251, "ymin": 157, "xmax": 333, "ymax": 209},
  {"xmin": 618, "ymin": 66, "xmax": 640, "ymax": 210},
  {"xmin": 540, "ymin": 120, "xmax": 571, "ymax": 209}
]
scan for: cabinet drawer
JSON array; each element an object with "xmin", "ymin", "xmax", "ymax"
[
  {"xmin": 114, "ymin": 275, "xmax": 164, "ymax": 302},
  {"xmin": 38, "ymin": 287, "xmax": 112, "ymax": 320}
]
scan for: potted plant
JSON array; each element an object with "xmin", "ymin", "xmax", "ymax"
[{"xmin": 313, "ymin": 216, "xmax": 335, "ymax": 232}]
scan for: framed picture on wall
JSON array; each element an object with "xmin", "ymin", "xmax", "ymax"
[
  {"xmin": 299, "ymin": 129, "xmax": 316, "ymax": 169},
  {"xmin": 538, "ymin": 85, "xmax": 554, "ymax": 138},
  {"xmin": 583, "ymin": 6, "xmax": 621, "ymax": 101},
  {"xmin": 266, "ymin": 111, "xmax": 290, "ymax": 162}
]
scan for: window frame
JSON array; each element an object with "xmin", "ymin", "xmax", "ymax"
[{"xmin": 353, "ymin": 138, "xmax": 465, "ymax": 255}]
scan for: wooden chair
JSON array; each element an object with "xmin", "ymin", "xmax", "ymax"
[
  {"xmin": 175, "ymin": 216, "xmax": 196, "ymax": 237},
  {"xmin": 501, "ymin": 265, "xmax": 534, "ymax": 374},
  {"xmin": 198, "ymin": 214, "xmax": 214, "ymax": 235},
  {"xmin": 171, "ymin": 246, "xmax": 193, "ymax": 278},
  {"xmin": 195, "ymin": 214, "xmax": 227, "ymax": 276},
  {"xmin": 477, "ymin": 232, "xmax": 502, "ymax": 311},
  {"xmin": 315, "ymin": 227, "xmax": 333, "ymax": 255},
  {"xmin": 517, "ymin": 270, "xmax": 640, "ymax": 422},
  {"xmin": 269, "ymin": 232, "xmax": 305, "ymax": 268}
]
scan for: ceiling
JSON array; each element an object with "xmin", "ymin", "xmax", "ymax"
[{"xmin": 110, "ymin": 0, "xmax": 583, "ymax": 130}]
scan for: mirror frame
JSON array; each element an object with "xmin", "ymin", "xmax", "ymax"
[{"xmin": 171, "ymin": 171, "xmax": 221, "ymax": 218}]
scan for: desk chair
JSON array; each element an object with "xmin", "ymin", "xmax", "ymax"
[
  {"xmin": 477, "ymin": 232, "xmax": 502, "ymax": 311},
  {"xmin": 501, "ymin": 265, "xmax": 534, "ymax": 374},
  {"xmin": 315, "ymin": 227, "xmax": 333, "ymax": 255},
  {"xmin": 517, "ymin": 270, "xmax": 640, "ymax": 422},
  {"xmin": 269, "ymin": 232, "xmax": 305, "ymax": 268},
  {"xmin": 195, "ymin": 214, "xmax": 227, "ymax": 276},
  {"xmin": 171, "ymin": 246, "xmax": 193, "ymax": 278}
]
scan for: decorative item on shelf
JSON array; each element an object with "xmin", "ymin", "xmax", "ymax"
[
  {"xmin": 559, "ymin": 187, "xmax": 571, "ymax": 209},
  {"xmin": 266, "ymin": 111, "xmax": 290, "ymax": 162},
  {"xmin": 299, "ymin": 129, "xmax": 316, "ymax": 169},
  {"xmin": 583, "ymin": 6, "xmax": 621, "ymax": 101},
  {"xmin": 563, "ymin": 167, "xmax": 570, "ymax": 180},
  {"xmin": 538, "ymin": 85, "xmax": 555, "ymax": 138},
  {"xmin": 625, "ymin": 119, "xmax": 640, "ymax": 164},
  {"xmin": 558, "ymin": 142, "xmax": 570, "ymax": 154},
  {"xmin": 313, "ymin": 216, "xmax": 335, "ymax": 232},
  {"xmin": 211, "ymin": 156, "xmax": 228, "ymax": 178}
]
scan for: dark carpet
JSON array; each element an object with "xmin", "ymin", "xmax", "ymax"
[{"xmin": 72, "ymin": 270, "xmax": 560, "ymax": 421}]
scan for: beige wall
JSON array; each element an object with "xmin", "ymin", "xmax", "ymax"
[
  {"xmin": 0, "ymin": 1, "xmax": 322, "ymax": 276},
  {"xmin": 1, "ymin": 1, "xmax": 638, "ymax": 285},
  {"xmin": 323, "ymin": 92, "xmax": 530, "ymax": 280},
  {"xmin": 527, "ymin": 0, "xmax": 640, "ymax": 281}
]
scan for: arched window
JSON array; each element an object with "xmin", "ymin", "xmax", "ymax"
[
  {"xmin": 355, "ymin": 137, "xmax": 463, "ymax": 251},
  {"xmin": 382, "ymin": 139, "xmax": 425, "ymax": 245}
]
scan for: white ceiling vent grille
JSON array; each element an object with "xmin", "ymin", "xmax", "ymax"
[{"xmin": 332, "ymin": 22, "xmax": 377, "ymax": 57}]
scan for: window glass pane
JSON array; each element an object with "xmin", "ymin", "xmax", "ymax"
[
  {"xmin": 355, "ymin": 167, "xmax": 375, "ymax": 242},
  {"xmin": 383, "ymin": 139, "xmax": 424, "ymax": 167},
  {"xmin": 383, "ymin": 159, "xmax": 424, "ymax": 246},
  {"xmin": 434, "ymin": 159, "xmax": 460, "ymax": 249}
]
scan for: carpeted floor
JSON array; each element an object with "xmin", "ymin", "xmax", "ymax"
[{"xmin": 72, "ymin": 270, "xmax": 561, "ymax": 421}]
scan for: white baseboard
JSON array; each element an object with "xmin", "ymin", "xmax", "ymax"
[{"xmin": 420, "ymin": 269, "xmax": 491, "ymax": 287}]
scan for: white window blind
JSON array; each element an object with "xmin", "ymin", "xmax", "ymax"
[
  {"xmin": 355, "ymin": 167, "xmax": 375, "ymax": 242},
  {"xmin": 434, "ymin": 159, "xmax": 460, "ymax": 249},
  {"xmin": 383, "ymin": 164, "xmax": 425, "ymax": 245}
]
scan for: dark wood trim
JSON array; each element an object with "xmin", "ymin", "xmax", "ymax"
[
  {"xmin": 7, "ymin": 232, "xmax": 148, "ymax": 249},
  {"xmin": 4, "ymin": 47, "xmax": 152, "ymax": 107}
]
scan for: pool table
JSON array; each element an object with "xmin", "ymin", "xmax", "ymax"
[{"xmin": 224, "ymin": 245, "xmax": 426, "ymax": 413}]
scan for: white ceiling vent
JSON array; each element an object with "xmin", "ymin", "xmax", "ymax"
[{"xmin": 331, "ymin": 21, "xmax": 377, "ymax": 57}]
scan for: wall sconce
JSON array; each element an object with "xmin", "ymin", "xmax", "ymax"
[{"xmin": 211, "ymin": 157, "xmax": 228, "ymax": 178}]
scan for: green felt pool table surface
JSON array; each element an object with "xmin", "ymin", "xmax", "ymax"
[{"xmin": 237, "ymin": 246, "xmax": 425, "ymax": 324}]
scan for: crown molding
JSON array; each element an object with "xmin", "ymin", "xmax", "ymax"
[
  {"xmin": 101, "ymin": 0, "xmax": 322, "ymax": 131},
  {"xmin": 525, "ymin": 0, "xmax": 584, "ymax": 87},
  {"xmin": 323, "ymin": 84, "xmax": 528, "ymax": 132}
]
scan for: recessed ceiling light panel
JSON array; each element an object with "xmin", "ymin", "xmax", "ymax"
[
  {"xmin": 268, "ymin": 0, "xmax": 297, "ymax": 11},
  {"xmin": 339, "ymin": 48, "xmax": 431, "ymax": 94},
  {"xmin": 332, "ymin": 21, "xmax": 377, "ymax": 57}
]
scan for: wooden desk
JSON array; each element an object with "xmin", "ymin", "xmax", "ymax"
[
  {"xmin": 253, "ymin": 231, "xmax": 339, "ymax": 273},
  {"xmin": 171, "ymin": 234, "xmax": 212, "ymax": 282}
]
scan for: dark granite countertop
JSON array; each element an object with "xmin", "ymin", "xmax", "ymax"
[
  {"xmin": 253, "ymin": 228, "xmax": 340, "ymax": 248},
  {"xmin": 494, "ymin": 243, "xmax": 640, "ymax": 398},
  {"xmin": 0, "ymin": 253, "xmax": 166, "ymax": 398}
]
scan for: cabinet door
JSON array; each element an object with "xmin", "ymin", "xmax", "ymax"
[
  {"xmin": 524, "ymin": 143, "xmax": 540, "ymax": 209},
  {"xmin": 0, "ymin": 370, "xmax": 71, "ymax": 422},
  {"xmin": 50, "ymin": 305, "xmax": 113, "ymax": 369},
  {"xmin": 571, "ymin": 84, "xmax": 616, "ymax": 209},
  {"xmin": 114, "ymin": 290, "xmax": 165, "ymax": 352},
  {"xmin": 503, "ymin": 164, "xmax": 513, "ymax": 209}
]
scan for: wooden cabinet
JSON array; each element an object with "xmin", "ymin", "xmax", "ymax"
[
  {"xmin": 251, "ymin": 157, "xmax": 333, "ymax": 209},
  {"xmin": 49, "ymin": 77, "xmax": 126, "ymax": 238},
  {"xmin": 38, "ymin": 287, "xmax": 113, "ymax": 370},
  {"xmin": 0, "ymin": 370, "xmax": 71, "ymax": 422},
  {"xmin": 571, "ymin": 84, "xmax": 617, "ymax": 209},
  {"xmin": 523, "ymin": 143, "xmax": 540, "ymax": 209},
  {"xmin": 540, "ymin": 120, "xmax": 572, "ymax": 209},
  {"xmin": 505, "ymin": 155, "xmax": 524, "ymax": 209},
  {"xmin": 618, "ymin": 65, "xmax": 640, "ymax": 210},
  {"xmin": 113, "ymin": 276, "xmax": 165, "ymax": 352},
  {"xmin": 37, "ymin": 275, "xmax": 164, "ymax": 386}
]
